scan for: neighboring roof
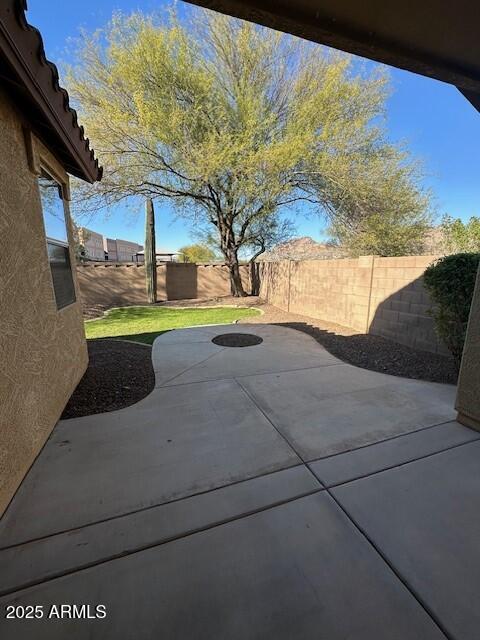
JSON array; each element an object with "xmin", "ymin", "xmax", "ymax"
[
  {"xmin": 136, "ymin": 250, "xmax": 182, "ymax": 256},
  {"xmin": 78, "ymin": 226, "xmax": 103, "ymax": 237},
  {"xmin": 186, "ymin": 0, "xmax": 480, "ymax": 113},
  {"xmin": 0, "ymin": 1, "xmax": 102, "ymax": 182}
]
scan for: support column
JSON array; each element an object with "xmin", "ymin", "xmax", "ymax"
[{"xmin": 456, "ymin": 264, "xmax": 480, "ymax": 430}]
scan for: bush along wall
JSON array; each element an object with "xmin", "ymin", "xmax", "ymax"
[{"xmin": 424, "ymin": 253, "xmax": 480, "ymax": 368}]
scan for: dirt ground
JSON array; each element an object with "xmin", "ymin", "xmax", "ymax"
[
  {"xmin": 236, "ymin": 298, "xmax": 456, "ymax": 384},
  {"xmin": 62, "ymin": 340, "xmax": 155, "ymax": 419}
]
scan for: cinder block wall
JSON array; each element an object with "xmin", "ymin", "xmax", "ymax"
[
  {"xmin": 259, "ymin": 261, "xmax": 291, "ymax": 310},
  {"xmin": 77, "ymin": 263, "xmax": 250, "ymax": 307},
  {"xmin": 259, "ymin": 255, "xmax": 446, "ymax": 354},
  {"xmin": 289, "ymin": 256, "xmax": 374, "ymax": 332},
  {"xmin": 368, "ymin": 256, "xmax": 447, "ymax": 354},
  {"xmin": 259, "ymin": 258, "xmax": 372, "ymax": 332}
]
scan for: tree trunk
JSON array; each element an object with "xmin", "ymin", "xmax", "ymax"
[
  {"xmin": 249, "ymin": 247, "xmax": 265, "ymax": 296},
  {"xmin": 227, "ymin": 253, "xmax": 246, "ymax": 297},
  {"xmin": 249, "ymin": 260, "xmax": 260, "ymax": 296},
  {"xmin": 219, "ymin": 221, "xmax": 246, "ymax": 297},
  {"xmin": 145, "ymin": 198, "xmax": 157, "ymax": 304}
]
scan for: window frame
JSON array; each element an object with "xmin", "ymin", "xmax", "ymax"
[{"xmin": 37, "ymin": 165, "xmax": 76, "ymax": 311}]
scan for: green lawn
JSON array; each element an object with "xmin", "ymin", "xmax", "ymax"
[{"xmin": 85, "ymin": 306, "xmax": 261, "ymax": 345}]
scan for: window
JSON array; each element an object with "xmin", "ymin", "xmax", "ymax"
[{"xmin": 38, "ymin": 170, "xmax": 76, "ymax": 310}]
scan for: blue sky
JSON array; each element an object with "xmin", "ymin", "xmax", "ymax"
[{"xmin": 28, "ymin": 0, "xmax": 480, "ymax": 251}]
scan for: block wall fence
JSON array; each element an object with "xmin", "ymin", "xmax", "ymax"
[
  {"xmin": 258, "ymin": 255, "xmax": 447, "ymax": 355},
  {"xmin": 78, "ymin": 255, "xmax": 446, "ymax": 355},
  {"xmin": 77, "ymin": 262, "xmax": 250, "ymax": 309}
]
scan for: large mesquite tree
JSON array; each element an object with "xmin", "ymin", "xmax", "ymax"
[{"xmin": 68, "ymin": 8, "xmax": 431, "ymax": 295}]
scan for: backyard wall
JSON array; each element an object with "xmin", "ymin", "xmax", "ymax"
[
  {"xmin": 259, "ymin": 255, "xmax": 447, "ymax": 354},
  {"xmin": 0, "ymin": 89, "xmax": 88, "ymax": 516},
  {"xmin": 77, "ymin": 254, "xmax": 446, "ymax": 355},
  {"xmin": 77, "ymin": 262, "xmax": 251, "ymax": 308}
]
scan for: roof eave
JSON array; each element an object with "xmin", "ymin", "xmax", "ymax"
[
  {"xmin": 0, "ymin": 1, "xmax": 102, "ymax": 182},
  {"xmin": 186, "ymin": 0, "xmax": 480, "ymax": 114}
]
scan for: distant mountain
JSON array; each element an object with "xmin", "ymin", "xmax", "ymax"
[
  {"xmin": 258, "ymin": 229, "xmax": 447, "ymax": 262},
  {"xmin": 259, "ymin": 237, "xmax": 346, "ymax": 261}
]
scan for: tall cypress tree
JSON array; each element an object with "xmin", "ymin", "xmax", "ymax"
[{"xmin": 145, "ymin": 198, "xmax": 157, "ymax": 303}]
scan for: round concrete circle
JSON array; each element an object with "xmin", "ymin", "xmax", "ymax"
[{"xmin": 212, "ymin": 333, "xmax": 263, "ymax": 347}]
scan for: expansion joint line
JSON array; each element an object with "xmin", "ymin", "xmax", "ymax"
[{"xmin": 236, "ymin": 375, "xmax": 454, "ymax": 639}]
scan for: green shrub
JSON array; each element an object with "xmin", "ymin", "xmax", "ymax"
[{"xmin": 424, "ymin": 253, "xmax": 480, "ymax": 367}]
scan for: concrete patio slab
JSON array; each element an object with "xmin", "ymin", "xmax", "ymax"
[
  {"xmin": 151, "ymin": 340, "xmax": 225, "ymax": 386},
  {"xmin": 310, "ymin": 420, "xmax": 480, "ymax": 487},
  {"xmin": 157, "ymin": 322, "xmax": 327, "ymax": 344},
  {"xmin": 0, "ymin": 465, "xmax": 320, "ymax": 596},
  {"xmin": 0, "ymin": 493, "xmax": 445, "ymax": 640},
  {"xmin": 155, "ymin": 324, "xmax": 340, "ymax": 386},
  {"xmin": 332, "ymin": 439, "xmax": 480, "ymax": 640},
  {"xmin": 0, "ymin": 378, "xmax": 300, "ymax": 546},
  {"xmin": 152, "ymin": 326, "xmax": 219, "ymax": 344},
  {"xmin": 187, "ymin": 322, "xmax": 308, "ymax": 338},
  {"xmin": 165, "ymin": 342, "xmax": 340, "ymax": 385},
  {"xmin": 239, "ymin": 365, "xmax": 457, "ymax": 459},
  {"xmin": 0, "ymin": 323, "xmax": 467, "ymax": 638}
]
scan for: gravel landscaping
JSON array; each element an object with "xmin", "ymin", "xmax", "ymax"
[
  {"xmin": 237, "ymin": 300, "xmax": 458, "ymax": 385},
  {"xmin": 62, "ymin": 340, "xmax": 155, "ymax": 419}
]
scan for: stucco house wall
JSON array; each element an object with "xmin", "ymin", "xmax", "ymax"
[{"xmin": 0, "ymin": 88, "xmax": 88, "ymax": 516}]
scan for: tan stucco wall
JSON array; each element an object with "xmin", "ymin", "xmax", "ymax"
[
  {"xmin": 77, "ymin": 263, "xmax": 251, "ymax": 307},
  {"xmin": 456, "ymin": 264, "xmax": 480, "ymax": 429},
  {"xmin": 259, "ymin": 255, "xmax": 446, "ymax": 354},
  {"xmin": 159, "ymin": 263, "xmax": 250, "ymax": 300},
  {"xmin": 0, "ymin": 89, "xmax": 88, "ymax": 516}
]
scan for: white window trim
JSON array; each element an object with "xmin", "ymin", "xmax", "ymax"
[{"xmin": 37, "ymin": 167, "xmax": 76, "ymax": 311}]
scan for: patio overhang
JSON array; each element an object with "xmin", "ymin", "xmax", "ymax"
[
  {"xmin": 0, "ymin": 0, "xmax": 102, "ymax": 182},
  {"xmin": 187, "ymin": 0, "xmax": 480, "ymax": 113}
]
